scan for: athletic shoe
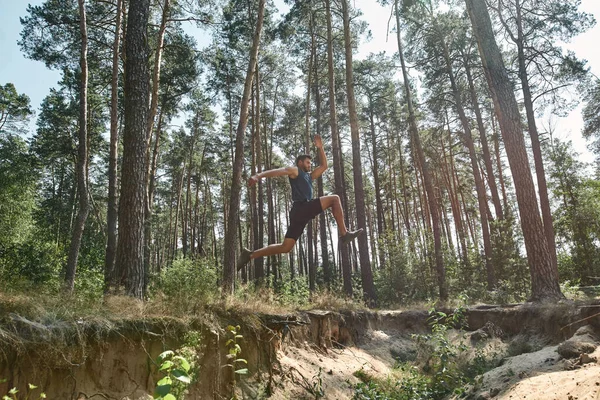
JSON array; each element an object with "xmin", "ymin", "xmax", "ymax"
[
  {"xmin": 341, "ymin": 228, "xmax": 363, "ymax": 244},
  {"xmin": 236, "ymin": 248, "xmax": 253, "ymax": 271}
]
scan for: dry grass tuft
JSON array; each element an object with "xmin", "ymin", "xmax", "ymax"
[
  {"xmin": 0, "ymin": 291, "xmax": 46, "ymax": 319},
  {"xmin": 219, "ymin": 288, "xmax": 294, "ymax": 315},
  {"xmin": 103, "ymin": 295, "xmax": 147, "ymax": 319},
  {"xmin": 302, "ymin": 290, "xmax": 368, "ymax": 312}
]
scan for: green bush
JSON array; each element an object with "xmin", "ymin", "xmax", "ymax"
[
  {"xmin": 0, "ymin": 239, "xmax": 64, "ymax": 289},
  {"xmin": 155, "ymin": 258, "xmax": 218, "ymax": 308}
]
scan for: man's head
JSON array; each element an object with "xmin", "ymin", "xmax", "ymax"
[{"xmin": 296, "ymin": 154, "xmax": 312, "ymax": 172}]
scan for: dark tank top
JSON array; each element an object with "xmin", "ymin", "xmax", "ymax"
[{"xmin": 290, "ymin": 168, "xmax": 313, "ymax": 202}]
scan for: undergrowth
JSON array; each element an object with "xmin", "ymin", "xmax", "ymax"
[{"xmin": 353, "ymin": 303, "xmax": 503, "ymax": 400}]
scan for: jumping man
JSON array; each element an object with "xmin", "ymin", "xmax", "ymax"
[{"xmin": 236, "ymin": 134, "xmax": 363, "ymax": 270}]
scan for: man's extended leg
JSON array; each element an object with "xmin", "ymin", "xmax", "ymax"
[
  {"xmin": 319, "ymin": 195, "xmax": 362, "ymax": 243},
  {"xmin": 251, "ymin": 238, "xmax": 295, "ymax": 259},
  {"xmin": 236, "ymin": 238, "xmax": 295, "ymax": 271}
]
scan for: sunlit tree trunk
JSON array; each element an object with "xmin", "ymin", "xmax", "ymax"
[
  {"xmin": 305, "ymin": 20, "xmax": 316, "ymax": 291},
  {"xmin": 115, "ymin": 0, "xmax": 151, "ymax": 298},
  {"xmin": 312, "ymin": 46, "xmax": 331, "ymax": 287},
  {"xmin": 463, "ymin": 51, "xmax": 504, "ymax": 220},
  {"xmin": 341, "ymin": 0, "xmax": 377, "ymax": 305},
  {"xmin": 105, "ymin": 0, "xmax": 123, "ymax": 291},
  {"xmin": 65, "ymin": 0, "xmax": 90, "ymax": 293},
  {"xmin": 325, "ymin": 0, "xmax": 352, "ymax": 297},
  {"xmin": 465, "ymin": 0, "xmax": 563, "ymax": 301},
  {"xmin": 222, "ymin": 0, "xmax": 266, "ymax": 294},
  {"xmin": 395, "ymin": 0, "xmax": 446, "ymax": 300},
  {"xmin": 254, "ymin": 68, "xmax": 265, "ymax": 283},
  {"xmin": 441, "ymin": 39, "xmax": 496, "ymax": 289}
]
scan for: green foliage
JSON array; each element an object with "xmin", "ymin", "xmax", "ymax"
[
  {"xmin": 154, "ymin": 351, "xmax": 193, "ymax": 400},
  {"xmin": 280, "ymin": 276, "xmax": 311, "ymax": 306},
  {"xmin": 1, "ymin": 381, "xmax": 46, "ymax": 400},
  {"xmin": 374, "ymin": 231, "xmax": 434, "ymax": 306},
  {"xmin": 374, "ymin": 232, "xmax": 411, "ymax": 307},
  {"xmin": 550, "ymin": 140, "xmax": 600, "ymax": 285},
  {"xmin": 154, "ymin": 258, "xmax": 218, "ymax": 309},
  {"xmin": 352, "ymin": 304, "xmax": 496, "ymax": 400},
  {"xmin": 559, "ymin": 279, "xmax": 586, "ymax": 300},
  {"xmin": 489, "ymin": 216, "xmax": 530, "ymax": 301},
  {"xmin": 0, "ymin": 83, "xmax": 33, "ymax": 134},
  {"xmin": 583, "ymin": 79, "xmax": 600, "ymax": 157},
  {"xmin": 412, "ymin": 307, "xmax": 469, "ymax": 396},
  {"xmin": 353, "ymin": 381, "xmax": 386, "ymax": 399},
  {"xmin": 353, "ymin": 364, "xmax": 445, "ymax": 400},
  {"xmin": 0, "ymin": 238, "xmax": 64, "ymax": 289},
  {"xmin": 0, "ymin": 135, "xmax": 37, "ymax": 247},
  {"xmin": 224, "ymin": 325, "xmax": 248, "ymax": 399}
]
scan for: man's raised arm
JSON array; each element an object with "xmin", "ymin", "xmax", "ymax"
[
  {"xmin": 311, "ymin": 135, "xmax": 327, "ymax": 180},
  {"xmin": 248, "ymin": 166, "xmax": 297, "ymax": 186}
]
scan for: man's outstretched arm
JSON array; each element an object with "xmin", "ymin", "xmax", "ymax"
[
  {"xmin": 311, "ymin": 134, "xmax": 327, "ymax": 180},
  {"xmin": 248, "ymin": 166, "xmax": 297, "ymax": 186}
]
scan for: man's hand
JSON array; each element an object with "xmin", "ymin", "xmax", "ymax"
[
  {"xmin": 248, "ymin": 175, "xmax": 259, "ymax": 186},
  {"xmin": 314, "ymin": 134, "xmax": 323, "ymax": 149}
]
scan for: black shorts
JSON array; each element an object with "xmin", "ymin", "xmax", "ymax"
[{"xmin": 285, "ymin": 199, "xmax": 323, "ymax": 241}]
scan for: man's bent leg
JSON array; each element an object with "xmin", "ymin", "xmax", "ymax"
[
  {"xmin": 250, "ymin": 238, "xmax": 296, "ymax": 259},
  {"xmin": 319, "ymin": 195, "xmax": 363, "ymax": 243},
  {"xmin": 319, "ymin": 195, "xmax": 348, "ymax": 236}
]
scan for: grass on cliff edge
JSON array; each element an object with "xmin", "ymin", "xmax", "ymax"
[
  {"xmin": 0, "ymin": 284, "xmax": 370, "ymax": 325},
  {"xmin": 0, "ymin": 280, "xmax": 372, "ymax": 363}
]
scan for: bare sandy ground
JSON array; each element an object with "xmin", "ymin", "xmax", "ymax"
[
  {"xmin": 272, "ymin": 329, "xmax": 411, "ymax": 399},
  {"xmin": 269, "ymin": 328, "xmax": 600, "ymax": 400},
  {"xmin": 479, "ymin": 345, "xmax": 600, "ymax": 400}
]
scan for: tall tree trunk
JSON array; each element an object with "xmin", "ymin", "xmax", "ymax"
[
  {"xmin": 325, "ymin": 0, "xmax": 352, "ymax": 297},
  {"xmin": 254, "ymin": 68, "xmax": 265, "ymax": 283},
  {"xmin": 172, "ymin": 165, "xmax": 185, "ymax": 262},
  {"xmin": 395, "ymin": 0, "xmax": 447, "ymax": 300},
  {"xmin": 192, "ymin": 173, "xmax": 200, "ymax": 256},
  {"xmin": 64, "ymin": 0, "xmax": 90, "ymax": 293},
  {"xmin": 115, "ymin": 0, "xmax": 151, "ymax": 298},
  {"xmin": 222, "ymin": 0, "xmax": 266, "ymax": 295},
  {"xmin": 513, "ymin": 0, "xmax": 558, "ymax": 272},
  {"xmin": 369, "ymin": 108, "xmax": 386, "ymax": 270},
  {"xmin": 250, "ymin": 90, "xmax": 258, "ymax": 281},
  {"xmin": 305, "ymin": 21, "xmax": 316, "ymax": 291},
  {"xmin": 143, "ymin": 0, "xmax": 170, "ymax": 285},
  {"xmin": 440, "ymin": 128, "xmax": 466, "ymax": 262},
  {"xmin": 144, "ymin": 109, "xmax": 164, "ymax": 278},
  {"xmin": 105, "ymin": 0, "xmax": 123, "ymax": 291},
  {"xmin": 397, "ymin": 135, "xmax": 414, "ymax": 248},
  {"xmin": 147, "ymin": 0, "xmax": 170, "ymax": 141},
  {"xmin": 492, "ymin": 115, "xmax": 510, "ymax": 212},
  {"xmin": 341, "ymin": 0, "xmax": 376, "ymax": 305},
  {"xmin": 441, "ymin": 39, "xmax": 496, "ymax": 289},
  {"xmin": 265, "ymin": 80, "xmax": 278, "ymax": 280},
  {"xmin": 313, "ymin": 49, "xmax": 331, "ymax": 287},
  {"xmin": 463, "ymin": 51, "xmax": 504, "ymax": 221},
  {"xmin": 182, "ymin": 122, "xmax": 197, "ymax": 258},
  {"xmin": 464, "ymin": 0, "xmax": 563, "ymax": 301}
]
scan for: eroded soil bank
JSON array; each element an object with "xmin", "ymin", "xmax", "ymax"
[{"xmin": 2, "ymin": 301, "xmax": 600, "ymax": 399}]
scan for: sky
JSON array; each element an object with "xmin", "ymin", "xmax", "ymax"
[{"xmin": 1, "ymin": 0, "xmax": 599, "ymax": 162}]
